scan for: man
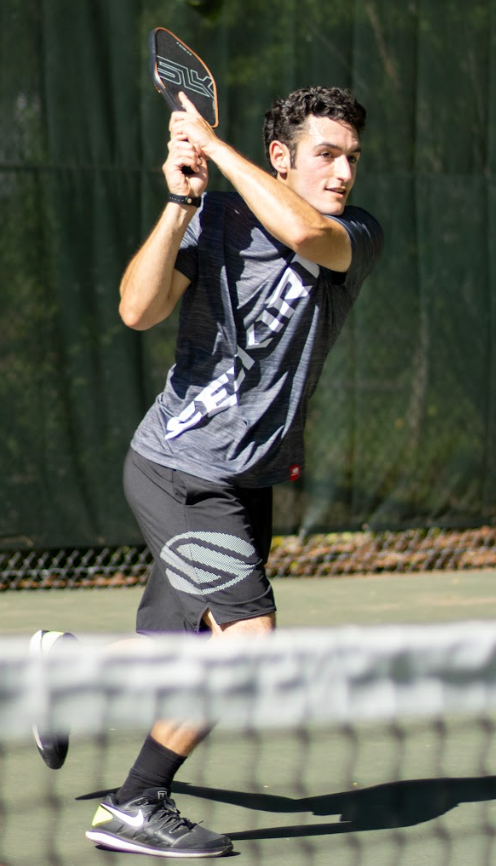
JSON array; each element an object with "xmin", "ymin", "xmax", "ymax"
[{"xmin": 34, "ymin": 85, "xmax": 383, "ymax": 857}]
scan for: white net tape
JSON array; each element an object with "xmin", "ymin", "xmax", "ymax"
[{"xmin": 2, "ymin": 621, "xmax": 496, "ymax": 738}]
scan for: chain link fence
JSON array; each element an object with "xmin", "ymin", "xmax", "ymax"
[{"xmin": 2, "ymin": 527, "xmax": 496, "ymax": 591}]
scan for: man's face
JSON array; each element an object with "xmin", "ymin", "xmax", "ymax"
[{"xmin": 280, "ymin": 115, "xmax": 361, "ymax": 215}]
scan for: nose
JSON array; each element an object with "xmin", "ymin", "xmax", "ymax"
[{"xmin": 334, "ymin": 154, "xmax": 353, "ymax": 183}]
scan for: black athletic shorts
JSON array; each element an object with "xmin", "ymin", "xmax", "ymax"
[{"xmin": 124, "ymin": 448, "xmax": 276, "ymax": 634}]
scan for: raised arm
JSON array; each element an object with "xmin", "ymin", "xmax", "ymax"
[
  {"xmin": 170, "ymin": 94, "xmax": 354, "ymax": 273},
  {"xmin": 119, "ymin": 128, "xmax": 208, "ymax": 331}
]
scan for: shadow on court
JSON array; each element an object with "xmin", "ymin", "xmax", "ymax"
[
  {"xmin": 75, "ymin": 776, "xmax": 496, "ymax": 840},
  {"xmin": 172, "ymin": 777, "xmax": 496, "ymax": 838}
]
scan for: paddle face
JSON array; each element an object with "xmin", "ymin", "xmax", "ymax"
[{"xmin": 149, "ymin": 27, "xmax": 218, "ymax": 127}]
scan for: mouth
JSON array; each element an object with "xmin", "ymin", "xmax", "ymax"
[{"xmin": 328, "ymin": 187, "xmax": 347, "ymax": 197}]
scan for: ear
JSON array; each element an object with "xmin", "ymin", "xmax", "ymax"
[{"xmin": 269, "ymin": 140, "xmax": 291, "ymax": 178}]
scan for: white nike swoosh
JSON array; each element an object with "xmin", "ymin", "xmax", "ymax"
[{"xmin": 105, "ymin": 804, "xmax": 145, "ymax": 828}]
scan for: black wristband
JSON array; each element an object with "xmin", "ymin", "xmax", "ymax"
[{"xmin": 167, "ymin": 193, "xmax": 202, "ymax": 208}]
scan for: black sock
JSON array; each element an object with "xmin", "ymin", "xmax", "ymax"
[{"xmin": 116, "ymin": 735, "xmax": 187, "ymax": 804}]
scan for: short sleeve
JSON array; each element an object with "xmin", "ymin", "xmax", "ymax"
[{"xmin": 329, "ymin": 206, "xmax": 384, "ymax": 300}]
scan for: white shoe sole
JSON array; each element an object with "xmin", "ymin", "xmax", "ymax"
[{"xmin": 85, "ymin": 829, "xmax": 232, "ymax": 858}]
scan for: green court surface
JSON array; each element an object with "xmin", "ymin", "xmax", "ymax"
[{"xmin": 2, "ymin": 569, "xmax": 496, "ymax": 866}]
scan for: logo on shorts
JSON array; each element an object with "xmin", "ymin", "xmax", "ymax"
[
  {"xmin": 160, "ymin": 531, "xmax": 258, "ymax": 596},
  {"xmin": 290, "ymin": 464, "xmax": 301, "ymax": 481}
]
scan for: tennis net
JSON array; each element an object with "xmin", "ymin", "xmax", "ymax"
[{"xmin": 1, "ymin": 623, "xmax": 496, "ymax": 865}]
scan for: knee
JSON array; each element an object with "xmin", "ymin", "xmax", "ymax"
[{"xmin": 203, "ymin": 609, "xmax": 276, "ymax": 637}]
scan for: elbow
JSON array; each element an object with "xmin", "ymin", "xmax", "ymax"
[
  {"xmin": 286, "ymin": 220, "xmax": 324, "ymax": 258},
  {"xmin": 289, "ymin": 231, "xmax": 319, "ymax": 261},
  {"xmin": 119, "ymin": 296, "xmax": 170, "ymax": 331},
  {"xmin": 119, "ymin": 299, "xmax": 148, "ymax": 331},
  {"xmin": 288, "ymin": 220, "xmax": 351, "ymax": 271},
  {"xmin": 290, "ymin": 234, "xmax": 312, "ymax": 258},
  {"xmin": 118, "ymin": 270, "xmax": 151, "ymax": 329}
]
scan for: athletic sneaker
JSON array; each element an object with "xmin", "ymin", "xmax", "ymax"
[
  {"xmin": 30, "ymin": 629, "xmax": 77, "ymax": 770},
  {"xmin": 86, "ymin": 787, "xmax": 233, "ymax": 858}
]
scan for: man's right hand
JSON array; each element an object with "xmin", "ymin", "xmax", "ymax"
[{"xmin": 164, "ymin": 106, "xmax": 209, "ymax": 198}]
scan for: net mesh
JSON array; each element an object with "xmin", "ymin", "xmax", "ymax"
[{"xmin": 1, "ymin": 624, "xmax": 496, "ymax": 866}]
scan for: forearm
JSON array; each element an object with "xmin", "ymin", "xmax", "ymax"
[
  {"xmin": 207, "ymin": 141, "xmax": 330, "ymax": 253},
  {"xmin": 119, "ymin": 203, "xmax": 193, "ymax": 330},
  {"xmin": 169, "ymin": 93, "xmax": 351, "ymax": 270}
]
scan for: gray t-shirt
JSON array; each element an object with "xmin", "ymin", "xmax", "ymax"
[{"xmin": 131, "ymin": 192, "xmax": 383, "ymax": 487}]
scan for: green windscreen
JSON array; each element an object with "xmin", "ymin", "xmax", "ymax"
[{"xmin": 1, "ymin": 0, "xmax": 495, "ymax": 551}]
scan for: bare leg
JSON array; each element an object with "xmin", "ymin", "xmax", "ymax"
[{"xmin": 148, "ymin": 609, "xmax": 276, "ymax": 754}]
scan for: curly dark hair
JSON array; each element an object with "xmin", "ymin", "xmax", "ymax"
[{"xmin": 263, "ymin": 86, "xmax": 366, "ymax": 176}]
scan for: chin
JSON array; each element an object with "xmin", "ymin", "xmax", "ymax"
[{"xmin": 322, "ymin": 201, "xmax": 346, "ymax": 216}]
